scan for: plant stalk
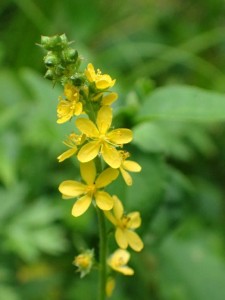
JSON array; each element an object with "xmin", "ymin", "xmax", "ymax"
[{"xmin": 97, "ymin": 207, "xmax": 107, "ymax": 300}]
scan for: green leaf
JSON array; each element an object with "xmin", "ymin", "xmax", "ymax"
[
  {"xmin": 133, "ymin": 119, "xmax": 217, "ymax": 160},
  {"xmin": 159, "ymin": 231, "xmax": 225, "ymax": 300},
  {"xmin": 132, "ymin": 121, "xmax": 194, "ymax": 160},
  {"xmin": 137, "ymin": 85, "xmax": 225, "ymax": 122}
]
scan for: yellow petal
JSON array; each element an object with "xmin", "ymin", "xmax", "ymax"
[
  {"xmin": 115, "ymin": 265, "xmax": 134, "ymax": 276},
  {"xmin": 107, "ymin": 128, "xmax": 133, "ymax": 144},
  {"xmin": 59, "ymin": 181, "xmax": 86, "ymax": 198},
  {"xmin": 64, "ymin": 83, "xmax": 78, "ymax": 100},
  {"xmin": 57, "ymin": 148, "xmax": 77, "ymax": 162},
  {"xmin": 96, "ymin": 78, "xmax": 116, "ymax": 90},
  {"xmin": 122, "ymin": 160, "xmax": 142, "ymax": 172},
  {"xmin": 96, "ymin": 106, "xmax": 112, "ymax": 134},
  {"xmin": 120, "ymin": 167, "xmax": 133, "ymax": 186},
  {"xmin": 57, "ymin": 114, "xmax": 72, "ymax": 124},
  {"xmin": 115, "ymin": 228, "xmax": 128, "ymax": 249},
  {"xmin": 109, "ymin": 249, "xmax": 130, "ymax": 265},
  {"xmin": 74, "ymin": 102, "xmax": 83, "ymax": 116},
  {"xmin": 80, "ymin": 161, "xmax": 96, "ymax": 185},
  {"xmin": 102, "ymin": 92, "xmax": 118, "ymax": 106},
  {"xmin": 127, "ymin": 212, "xmax": 142, "ymax": 229},
  {"xmin": 77, "ymin": 141, "xmax": 101, "ymax": 162},
  {"xmin": 107, "ymin": 249, "xmax": 134, "ymax": 275},
  {"xmin": 76, "ymin": 118, "xmax": 99, "ymax": 137},
  {"xmin": 72, "ymin": 194, "xmax": 92, "ymax": 217},
  {"xmin": 104, "ymin": 211, "xmax": 117, "ymax": 226},
  {"xmin": 85, "ymin": 63, "xmax": 96, "ymax": 82},
  {"xmin": 126, "ymin": 230, "xmax": 144, "ymax": 252},
  {"xmin": 112, "ymin": 195, "xmax": 124, "ymax": 220},
  {"xmin": 101, "ymin": 143, "xmax": 121, "ymax": 168},
  {"xmin": 95, "ymin": 168, "xmax": 119, "ymax": 188},
  {"xmin": 95, "ymin": 191, "xmax": 114, "ymax": 210}
]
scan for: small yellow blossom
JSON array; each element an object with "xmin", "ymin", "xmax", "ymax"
[
  {"xmin": 118, "ymin": 151, "xmax": 142, "ymax": 186},
  {"xmin": 107, "ymin": 249, "xmax": 134, "ymax": 276},
  {"xmin": 76, "ymin": 106, "xmax": 132, "ymax": 168},
  {"xmin": 85, "ymin": 63, "xmax": 116, "ymax": 90},
  {"xmin": 57, "ymin": 83, "xmax": 83, "ymax": 124},
  {"xmin": 105, "ymin": 196, "xmax": 143, "ymax": 252},
  {"xmin": 57, "ymin": 133, "xmax": 86, "ymax": 162},
  {"xmin": 73, "ymin": 249, "xmax": 94, "ymax": 278},
  {"xmin": 58, "ymin": 160, "xmax": 119, "ymax": 217}
]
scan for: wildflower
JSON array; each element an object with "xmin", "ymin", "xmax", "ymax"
[
  {"xmin": 118, "ymin": 151, "xmax": 142, "ymax": 186},
  {"xmin": 57, "ymin": 83, "xmax": 83, "ymax": 123},
  {"xmin": 58, "ymin": 160, "xmax": 119, "ymax": 217},
  {"xmin": 107, "ymin": 249, "xmax": 134, "ymax": 276},
  {"xmin": 57, "ymin": 133, "xmax": 86, "ymax": 162},
  {"xmin": 73, "ymin": 249, "xmax": 94, "ymax": 278},
  {"xmin": 105, "ymin": 196, "xmax": 143, "ymax": 252},
  {"xmin": 85, "ymin": 63, "xmax": 116, "ymax": 90},
  {"xmin": 76, "ymin": 106, "xmax": 132, "ymax": 168}
]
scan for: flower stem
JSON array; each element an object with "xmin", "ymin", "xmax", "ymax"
[{"xmin": 97, "ymin": 207, "xmax": 107, "ymax": 300}]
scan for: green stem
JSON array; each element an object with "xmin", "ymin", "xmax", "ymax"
[{"xmin": 97, "ymin": 208, "xmax": 107, "ymax": 300}]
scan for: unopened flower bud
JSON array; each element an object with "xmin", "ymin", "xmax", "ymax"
[
  {"xmin": 59, "ymin": 33, "xmax": 68, "ymax": 46},
  {"xmin": 44, "ymin": 69, "xmax": 55, "ymax": 80},
  {"xmin": 40, "ymin": 34, "xmax": 69, "ymax": 51},
  {"xmin": 71, "ymin": 73, "xmax": 86, "ymax": 86},
  {"xmin": 44, "ymin": 53, "xmax": 60, "ymax": 67},
  {"xmin": 63, "ymin": 48, "xmax": 78, "ymax": 64},
  {"xmin": 73, "ymin": 249, "xmax": 94, "ymax": 278}
]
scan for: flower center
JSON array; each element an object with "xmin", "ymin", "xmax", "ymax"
[
  {"xmin": 120, "ymin": 215, "xmax": 130, "ymax": 229},
  {"xmin": 114, "ymin": 256, "xmax": 125, "ymax": 267},
  {"xmin": 86, "ymin": 184, "xmax": 96, "ymax": 195}
]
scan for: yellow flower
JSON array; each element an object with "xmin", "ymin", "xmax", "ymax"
[
  {"xmin": 73, "ymin": 249, "xmax": 94, "ymax": 278},
  {"xmin": 57, "ymin": 83, "xmax": 83, "ymax": 123},
  {"xmin": 58, "ymin": 160, "xmax": 119, "ymax": 217},
  {"xmin": 105, "ymin": 196, "xmax": 144, "ymax": 252},
  {"xmin": 76, "ymin": 106, "xmax": 132, "ymax": 168},
  {"xmin": 85, "ymin": 63, "xmax": 116, "ymax": 90},
  {"xmin": 107, "ymin": 249, "xmax": 134, "ymax": 276},
  {"xmin": 118, "ymin": 151, "xmax": 142, "ymax": 186},
  {"xmin": 57, "ymin": 133, "xmax": 86, "ymax": 162}
]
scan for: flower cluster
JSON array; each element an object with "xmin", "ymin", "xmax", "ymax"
[{"xmin": 40, "ymin": 34, "xmax": 143, "ymax": 295}]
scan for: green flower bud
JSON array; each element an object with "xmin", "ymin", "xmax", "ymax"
[
  {"xmin": 44, "ymin": 53, "xmax": 60, "ymax": 67},
  {"xmin": 41, "ymin": 34, "xmax": 68, "ymax": 51},
  {"xmin": 44, "ymin": 69, "xmax": 55, "ymax": 80},
  {"xmin": 71, "ymin": 73, "xmax": 85, "ymax": 86},
  {"xmin": 62, "ymin": 48, "xmax": 78, "ymax": 64},
  {"xmin": 59, "ymin": 34, "xmax": 68, "ymax": 46}
]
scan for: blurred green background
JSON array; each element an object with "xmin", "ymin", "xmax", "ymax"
[{"xmin": 1, "ymin": 0, "xmax": 225, "ymax": 299}]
